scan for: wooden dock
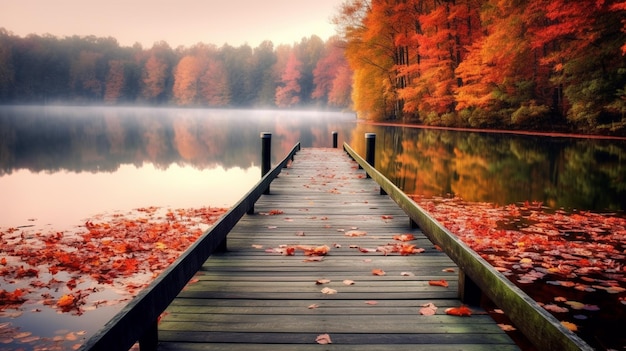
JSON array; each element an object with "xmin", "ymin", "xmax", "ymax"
[{"xmin": 157, "ymin": 148, "xmax": 519, "ymax": 350}]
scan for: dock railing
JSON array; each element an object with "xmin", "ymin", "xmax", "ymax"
[
  {"xmin": 342, "ymin": 139, "xmax": 592, "ymax": 351},
  {"xmin": 79, "ymin": 138, "xmax": 301, "ymax": 351}
]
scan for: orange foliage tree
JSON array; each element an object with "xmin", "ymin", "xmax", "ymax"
[
  {"xmin": 275, "ymin": 52, "xmax": 302, "ymax": 107},
  {"xmin": 337, "ymin": 0, "xmax": 626, "ymax": 132},
  {"xmin": 172, "ymin": 55, "xmax": 204, "ymax": 105},
  {"xmin": 312, "ymin": 37, "xmax": 352, "ymax": 106},
  {"xmin": 141, "ymin": 42, "xmax": 174, "ymax": 103}
]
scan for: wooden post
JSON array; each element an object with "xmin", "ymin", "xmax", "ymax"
[
  {"xmin": 138, "ymin": 320, "xmax": 158, "ymax": 351},
  {"xmin": 365, "ymin": 133, "xmax": 375, "ymax": 178},
  {"xmin": 261, "ymin": 132, "xmax": 271, "ymax": 195},
  {"xmin": 332, "ymin": 131, "xmax": 338, "ymax": 148},
  {"xmin": 458, "ymin": 270, "xmax": 482, "ymax": 305}
]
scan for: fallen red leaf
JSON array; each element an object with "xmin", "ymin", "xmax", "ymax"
[
  {"xmin": 393, "ymin": 234, "xmax": 415, "ymax": 241},
  {"xmin": 316, "ymin": 333, "xmax": 332, "ymax": 344},
  {"xmin": 445, "ymin": 305, "xmax": 472, "ymax": 316},
  {"xmin": 345, "ymin": 230, "xmax": 367, "ymax": 237},
  {"xmin": 429, "ymin": 280, "xmax": 449, "ymax": 288},
  {"xmin": 372, "ymin": 268, "xmax": 386, "ymax": 276}
]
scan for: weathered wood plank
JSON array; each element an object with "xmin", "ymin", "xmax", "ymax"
[
  {"xmin": 157, "ymin": 148, "xmax": 518, "ymax": 350},
  {"xmin": 159, "ymin": 342, "xmax": 520, "ymax": 351}
]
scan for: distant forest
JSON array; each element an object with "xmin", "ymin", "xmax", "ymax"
[
  {"xmin": 1, "ymin": 0, "xmax": 626, "ymax": 135},
  {"xmin": 0, "ymin": 29, "xmax": 352, "ymax": 109},
  {"xmin": 335, "ymin": 0, "xmax": 626, "ymax": 134}
]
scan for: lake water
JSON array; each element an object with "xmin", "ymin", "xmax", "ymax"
[
  {"xmin": 1, "ymin": 105, "xmax": 625, "ymax": 349},
  {"xmin": 0, "ymin": 106, "xmax": 356, "ymax": 229}
]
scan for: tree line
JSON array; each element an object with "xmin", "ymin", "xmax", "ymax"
[
  {"xmin": 335, "ymin": 0, "xmax": 626, "ymax": 134},
  {"xmin": 0, "ymin": 28, "xmax": 352, "ymax": 109}
]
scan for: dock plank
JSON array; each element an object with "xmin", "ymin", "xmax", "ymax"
[{"xmin": 158, "ymin": 148, "xmax": 519, "ymax": 350}]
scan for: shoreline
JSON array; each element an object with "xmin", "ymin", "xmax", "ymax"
[{"xmin": 360, "ymin": 120, "xmax": 626, "ymax": 141}]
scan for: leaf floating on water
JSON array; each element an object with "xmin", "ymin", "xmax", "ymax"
[
  {"xmin": 564, "ymin": 300, "xmax": 585, "ymax": 310},
  {"xmin": 543, "ymin": 304, "xmax": 569, "ymax": 313},
  {"xmin": 316, "ymin": 279, "xmax": 331, "ymax": 285},
  {"xmin": 56, "ymin": 294, "xmax": 75, "ymax": 308},
  {"xmin": 343, "ymin": 279, "xmax": 355, "ymax": 285},
  {"xmin": 14, "ymin": 331, "xmax": 32, "ymax": 339}
]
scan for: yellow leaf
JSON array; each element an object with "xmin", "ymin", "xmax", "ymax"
[{"xmin": 561, "ymin": 321, "xmax": 578, "ymax": 332}]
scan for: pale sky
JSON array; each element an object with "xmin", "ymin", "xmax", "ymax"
[{"xmin": 0, "ymin": 0, "xmax": 343, "ymax": 48}]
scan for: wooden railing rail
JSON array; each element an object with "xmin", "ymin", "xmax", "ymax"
[
  {"xmin": 79, "ymin": 141, "xmax": 301, "ymax": 351},
  {"xmin": 342, "ymin": 141, "xmax": 592, "ymax": 351}
]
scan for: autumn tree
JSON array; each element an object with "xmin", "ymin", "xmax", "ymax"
[
  {"xmin": 294, "ymin": 35, "xmax": 325, "ymax": 105},
  {"xmin": 141, "ymin": 41, "xmax": 174, "ymax": 103},
  {"xmin": 69, "ymin": 50, "xmax": 104, "ymax": 100},
  {"xmin": 104, "ymin": 60, "xmax": 126, "ymax": 103},
  {"xmin": 220, "ymin": 44, "xmax": 254, "ymax": 106},
  {"xmin": 396, "ymin": 0, "xmax": 483, "ymax": 123},
  {"xmin": 275, "ymin": 52, "xmax": 303, "ymax": 107},
  {"xmin": 199, "ymin": 59, "xmax": 230, "ymax": 106},
  {"xmin": 328, "ymin": 64, "xmax": 353, "ymax": 107},
  {"xmin": 335, "ymin": 0, "xmax": 399, "ymax": 120},
  {"xmin": 172, "ymin": 55, "xmax": 205, "ymax": 105},
  {"xmin": 525, "ymin": 0, "xmax": 626, "ymax": 129},
  {"xmin": 250, "ymin": 41, "xmax": 278, "ymax": 107},
  {"xmin": 312, "ymin": 37, "xmax": 353, "ymax": 108},
  {"xmin": 455, "ymin": 0, "xmax": 542, "ymax": 127}
]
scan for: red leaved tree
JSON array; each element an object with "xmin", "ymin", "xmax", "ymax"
[{"xmin": 275, "ymin": 52, "xmax": 302, "ymax": 108}]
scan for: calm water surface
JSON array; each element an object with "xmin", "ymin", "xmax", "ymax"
[
  {"xmin": 0, "ymin": 106, "xmax": 356, "ymax": 229},
  {"xmin": 1, "ymin": 105, "xmax": 625, "ymax": 349}
]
